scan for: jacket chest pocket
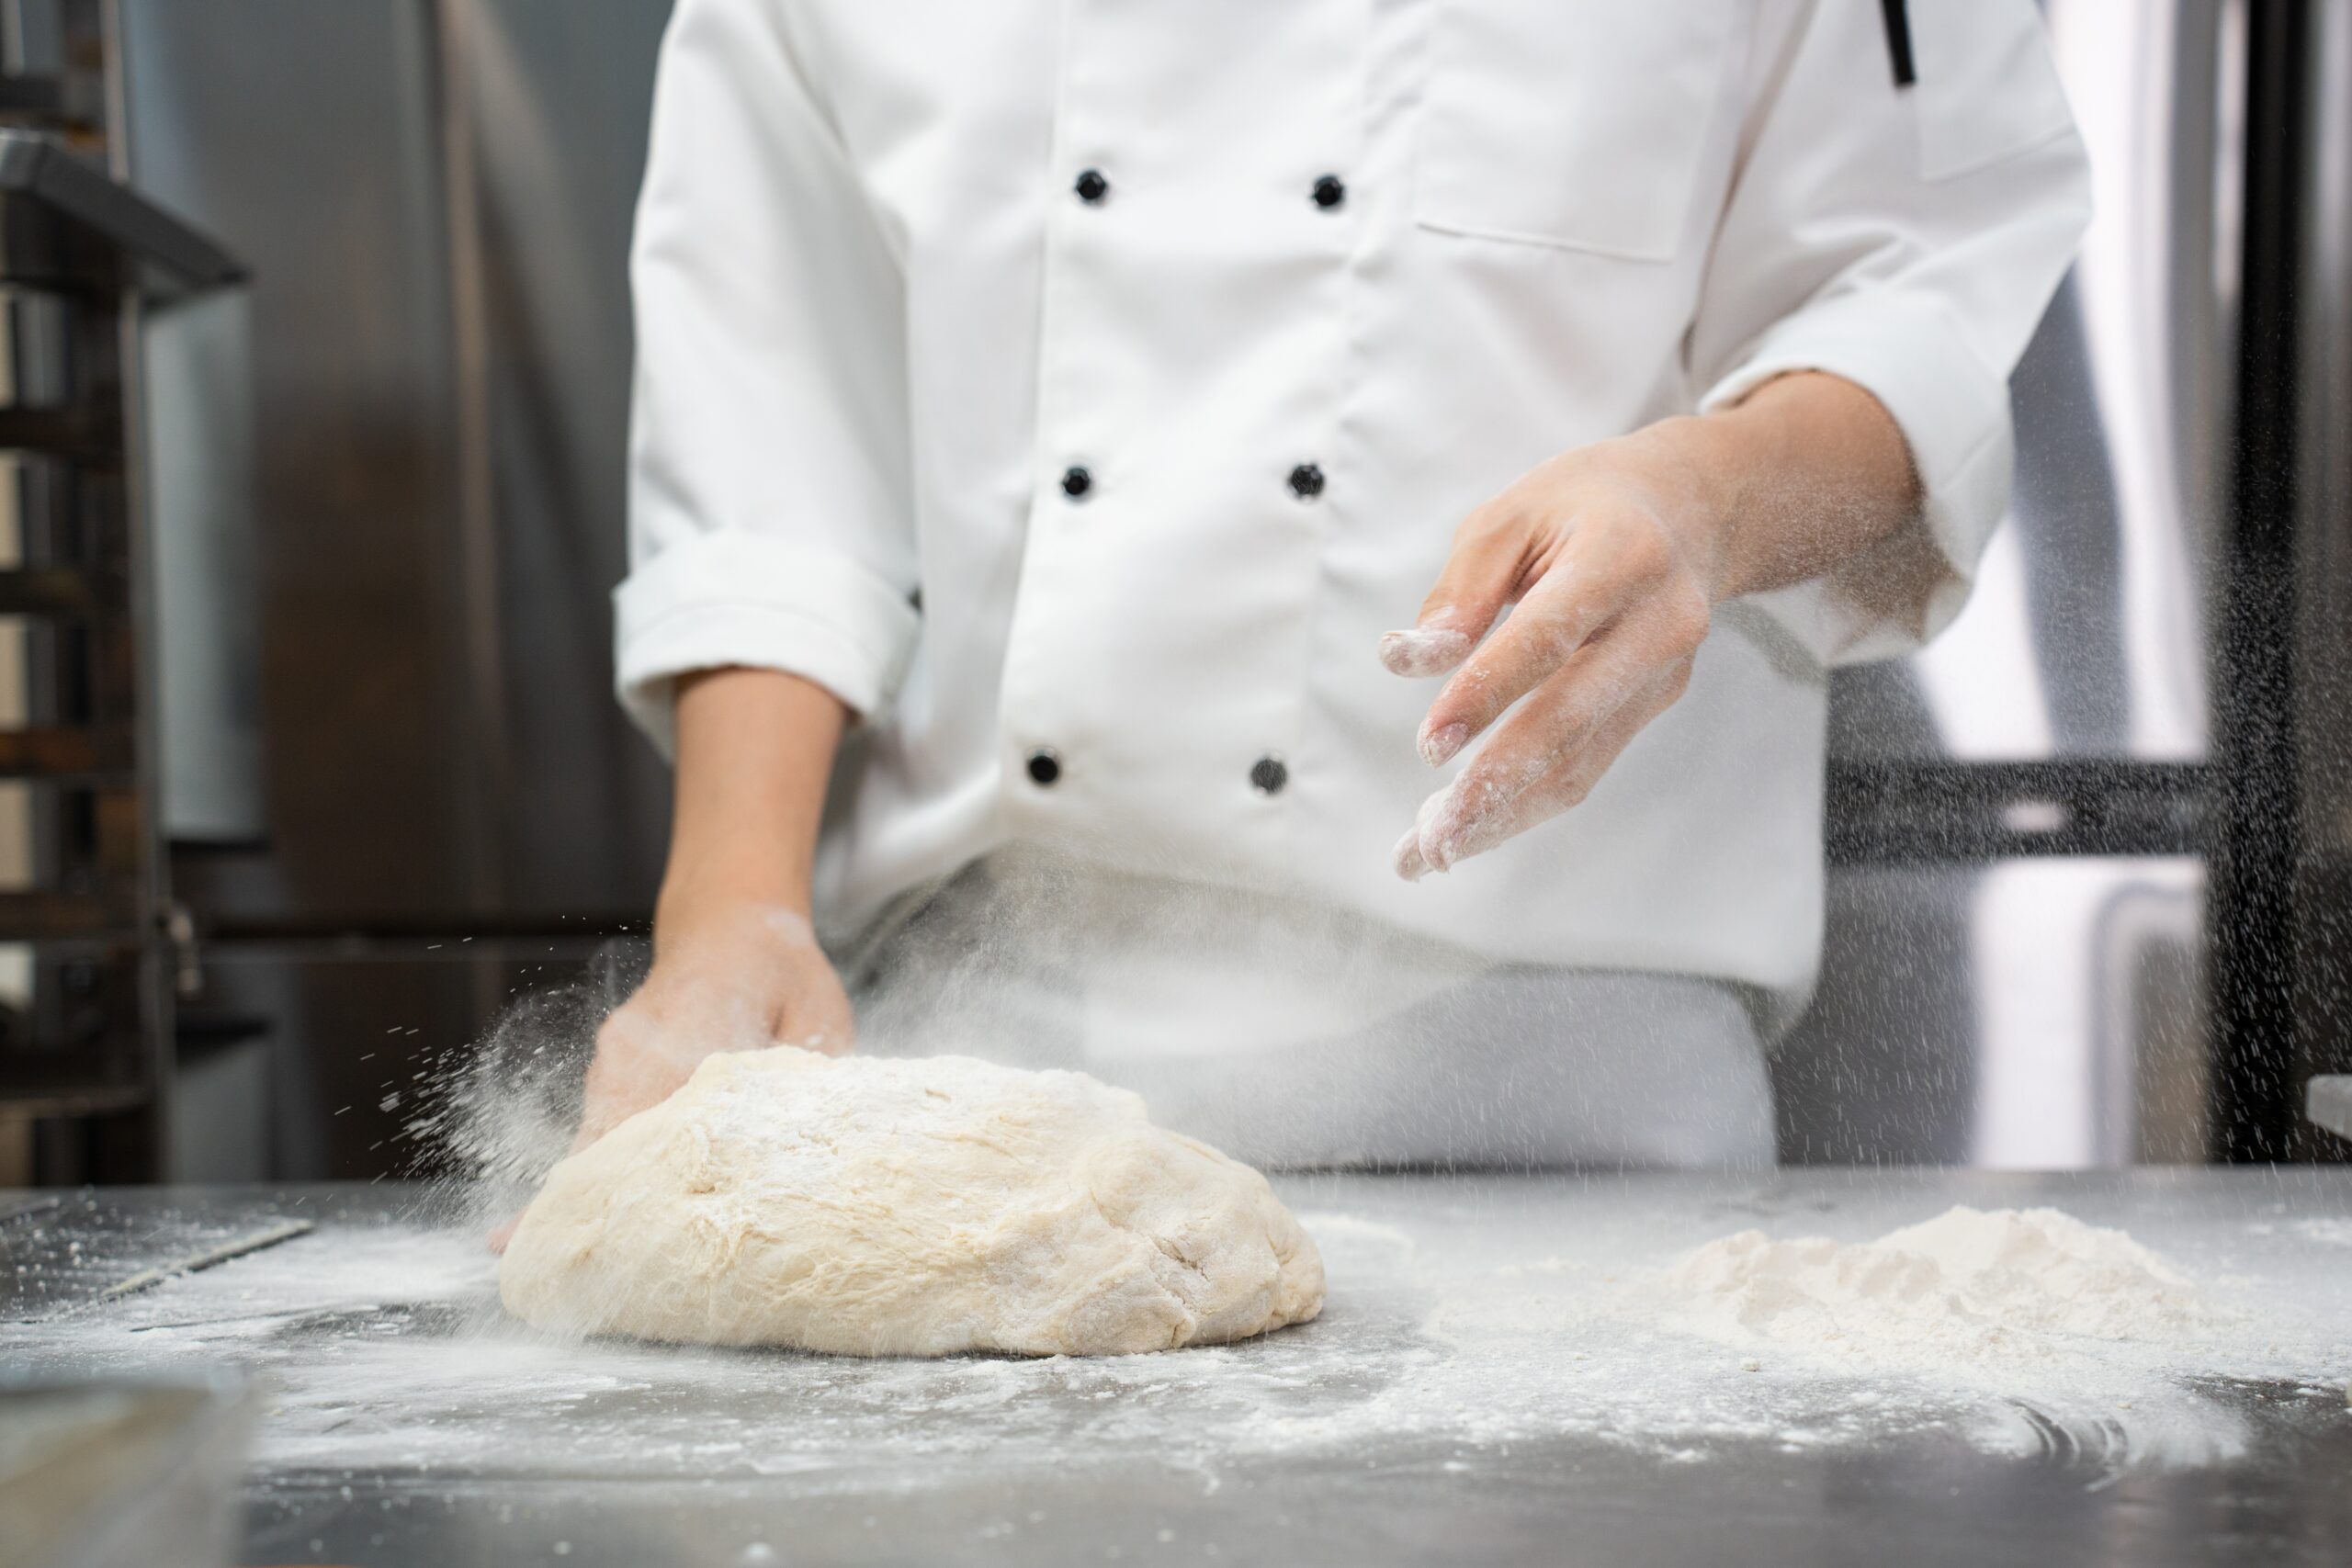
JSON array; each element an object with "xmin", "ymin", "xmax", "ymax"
[{"xmin": 1413, "ymin": 1, "xmax": 1737, "ymax": 262}]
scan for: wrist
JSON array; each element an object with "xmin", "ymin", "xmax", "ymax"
[
  {"xmin": 654, "ymin": 864, "xmax": 812, "ymax": 940},
  {"xmin": 1623, "ymin": 414, "xmax": 1747, "ymax": 602}
]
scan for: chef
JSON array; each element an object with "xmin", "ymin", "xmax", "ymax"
[{"xmin": 582, "ymin": 0, "xmax": 2090, "ymax": 1169}]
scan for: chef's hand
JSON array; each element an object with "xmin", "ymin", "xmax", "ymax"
[
  {"xmin": 574, "ymin": 895, "xmax": 852, "ymax": 1152},
  {"xmin": 487, "ymin": 667, "xmax": 851, "ymax": 1256},
  {"xmin": 485, "ymin": 895, "xmax": 850, "ymax": 1255},
  {"xmin": 1381, "ymin": 372, "xmax": 1920, "ymax": 877}
]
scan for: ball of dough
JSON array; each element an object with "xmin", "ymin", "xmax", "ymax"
[{"xmin": 498, "ymin": 1048, "xmax": 1325, "ymax": 1356}]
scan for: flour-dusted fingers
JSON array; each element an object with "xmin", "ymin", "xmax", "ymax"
[
  {"xmin": 779, "ymin": 972, "xmax": 856, "ymax": 1057},
  {"xmin": 1391, "ymin": 826, "xmax": 1432, "ymax": 883},
  {"xmin": 1407, "ymin": 625, "xmax": 1658, "ymax": 872},
  {"xmin": 1390, "ymin": 782, "xmax": 1454, "ymax": 883},
  {"xmin": 570, "ymin": 900, "xmax": 857, "ymax": 1152},
  {"xmin": 1377, "ymin": 619, "xmax": 1477, "ymax": 681},
  {"xmin": 573, "ymin": 991, "xmax": 739, "ymax": 1152},
  {"xmin": 1376, "ymin": 500, "xmax": 1534, "ymax": 680},
  {"xmin": 1402, "ymin": 655, "xmax": 1695, "ymax": 876},
  {"xmin": 572, "ymin": 1007, "xmax": 673, "ymax": 1153},
  {"xmin": 1417, "ymin": 504, "xmax": 1700, "ymax": 767},
  {"xmin": 1454, "ymin": 657, "xmax": 1695, "ymax": 863}
]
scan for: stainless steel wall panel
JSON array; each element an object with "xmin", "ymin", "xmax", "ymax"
[
  {"xmin": 2289, "ymin": 0, "xmax": 2352, "ymax": 1104},
  {"xmin": 1774, "ymin": 857, "xmax": 2208, "ymax": 1168},
  {"xmin": 460, "ymin": 0, "xmax": 670, "ymax": 911},
  {"xmin": 2296, "ymin": 1, "xmax": 2352, "ymax": 872},
  {"xmin": 122, "ymin": 0, "xmax": 669, "ymax": 925},
  {"xmin": 121, "ymin": 0, "xmax": 501, "ymax": 920},
  {"xmin": 142, "ymin": 290, "xmax": 261, "ymax": 842}
]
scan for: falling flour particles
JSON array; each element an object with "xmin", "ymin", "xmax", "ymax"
[{"xmin": 11, "ymin": 1174, "xmax": 2349, "ymax": 1493}]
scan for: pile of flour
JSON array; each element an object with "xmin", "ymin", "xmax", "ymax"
[{"xmin": 1666, "ymin": 1205, "xmax": 2227, "ymax": 1374}]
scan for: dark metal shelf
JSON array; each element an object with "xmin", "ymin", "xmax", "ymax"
[
  {"xmin": 0, "ymin": 567, "xmax": 122, "ymax": 615},
  {"xmin": 0, "ymin": 1054, "xmax": 149, "ymax": 1116},
  {"xmin": 0, "ymin": 13, "xmax": 253, "ymax": 1183},
  {"xmin": 0, "ymin": 130, "xmax": 244, "ymax": 296},
  {"xmin": 0, "ymin": 723, "xmax": 131, "ymax": 781},
  {"xmin": 0, "ymin": 403, "xmax": 123, "ymax": 456},
  {"xmin": 0, "ymin": 73, "xmax": 101, "ymax": 124},
  {"xmin": 1826, "ymin": 759, "xmax": 2209, "ymax": 865},
  {"xmin": 0, "ymin": 886, "xmax": 142, "ymax": 941}
]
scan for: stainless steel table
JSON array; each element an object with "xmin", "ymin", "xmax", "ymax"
[{"xmin": 5, "ymin": 1171, "xmax": 2349, "ymax": 1566}]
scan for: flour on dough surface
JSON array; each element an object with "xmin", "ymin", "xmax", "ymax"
[{"xmin": 499, "ymin": 1048, "xmax": 1324, "ymax": 1356}]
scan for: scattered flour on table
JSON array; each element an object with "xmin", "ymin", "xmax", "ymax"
[
  {"xmin": 2285, "ymin": 1215, "xmax": 2352, "ymax": 1247},
  {"xmin": 12, "ymin": 1192, "xmax": 2348, "ymax": 1491}
]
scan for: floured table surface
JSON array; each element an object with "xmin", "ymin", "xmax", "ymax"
[{"xmin": 5, "ymin": 1170, "xmax": 2349, "ymax": 1566}]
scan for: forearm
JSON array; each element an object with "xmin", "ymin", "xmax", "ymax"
[
  {"xmin": 659, "ymin": 667, "xmax": 848, "ymax": 939},
  {"xmin": 567, "ymin": 667, "xmax": 854, "ymax": 1151},
  {"xmin": 1643, "ymin": 369, "xmax": 1925, "ymax": 603}
]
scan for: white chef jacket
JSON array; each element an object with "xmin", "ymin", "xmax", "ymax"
[{"xmin": 616, "ymin": 0, "xmax": 2092, "ymax": 1027}]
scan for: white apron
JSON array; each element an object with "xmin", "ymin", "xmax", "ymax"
[{"xmin": 847, "ymin": 847, "xmax": 1773, "ymax": 1170}]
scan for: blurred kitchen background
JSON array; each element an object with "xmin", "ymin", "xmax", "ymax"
[{"xmin": 0, "ymin": 0, "xmax": 2344, "ymax": 1184}]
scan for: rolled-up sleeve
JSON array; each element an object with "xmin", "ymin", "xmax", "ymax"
[
  {"xmin": 1689, "ymin": 0, "xmax": 2092, "ymax": 666},
  {"xmin": 616, "ymin": 0, "xmax": 919, "ymax": 753}
]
